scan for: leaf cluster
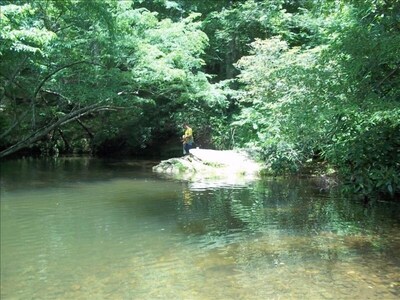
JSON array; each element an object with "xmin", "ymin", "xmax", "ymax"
[{"xmin": 229, "ymin": 0, "xmax": 400, "ymax": 198}]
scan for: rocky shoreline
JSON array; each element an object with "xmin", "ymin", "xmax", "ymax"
[
  {"xmin": 152, "ymin": 148, "xmax": 340, "ymax": 191},
  {"xmin": 152, "ymin": 148, "xmax": 266, "ymax": 183}
]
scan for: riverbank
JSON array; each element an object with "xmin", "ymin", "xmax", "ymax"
[{"xmin": 152, "ymin": 148, "xmax": 341, "ymax": 191}]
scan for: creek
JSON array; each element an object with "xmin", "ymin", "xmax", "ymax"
[{"xmin": 1, "ymin": 157, "xmax": 399, "ymax": 299}]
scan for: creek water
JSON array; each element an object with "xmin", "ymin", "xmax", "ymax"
[{"xmin": 1, "ymin": 157, "xmax": 399, "ymax": 299}]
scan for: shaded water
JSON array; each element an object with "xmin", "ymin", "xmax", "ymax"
[{"xmin": 1, "ymin": 157, "xmax": 399, "ymax": 299}]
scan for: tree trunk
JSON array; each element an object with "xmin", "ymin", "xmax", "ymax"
[
  {"xmin": 0, "ymin": 103, "xmax": 113, "ymax": 158},
  {"xmin": 58, "ymin": 128, "xmax": 71, "ymax": 152},
  {"xmin": 76, "ymin": 118, "xmax": 94, "ymax": 139}
]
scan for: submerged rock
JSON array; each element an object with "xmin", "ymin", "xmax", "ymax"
[{"xmin": 152, "ymin": 148, "xmax": 265, "ymax": 183}]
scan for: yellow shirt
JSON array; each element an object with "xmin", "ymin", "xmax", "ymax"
[{"xmin": 183, "ymin": 127, "xmax": 194, "ymax": 143}]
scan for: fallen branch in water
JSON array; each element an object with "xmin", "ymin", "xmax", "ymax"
[{"xmin": 0, "ymin": 103, "xmax": 121, "ymax": 158}]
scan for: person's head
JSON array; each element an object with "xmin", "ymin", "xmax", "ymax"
[{"xmin": 183, "ymin": 123, "xmax": 190, "ymax": 129}]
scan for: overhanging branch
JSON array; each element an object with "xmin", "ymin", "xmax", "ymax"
[
  {"xmin": 0, "ymin": 103, "xmax": 118, "ymax": 158},
  {"xmin": 33, "ymin": 60, "xmax": 90, "ymax": 99}
]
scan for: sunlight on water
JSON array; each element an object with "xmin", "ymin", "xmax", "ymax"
[{"xmin": 1, "ymin": 158, "xmax": 399, "ymax": 299}]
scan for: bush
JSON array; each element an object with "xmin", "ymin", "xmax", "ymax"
[{"xmin": 324, "ymin": 110, "xmax": 400, "ymax": 198}]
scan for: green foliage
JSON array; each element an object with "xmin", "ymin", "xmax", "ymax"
[
  {"xmin": 0, "ymin": 0, "xmax": 228, "ymax": 156},
  {"xmin": 112, "ymin": 5, "xmax": 229, "ymax": 150},
  {"xmin": 202, "ymin": 0, "xmax": 289, "ymax": 79},
  {"xmin": 232, "ymin": 37, "xmax": 321, "ymax": 174},
  {"xmin": 1, "ymin": 0, "xmax": 399, "ymax": 199},
  {"xmin": 318, "ymin": 0, "xmax": 400, "ymax": 197},
  {"xmin": 0, "ymin": 3, "xmax": 56, "ymax": 54},
  {"xmin": 324, "ymin": 109, "xmax": 400, "ymax": 197},
  {"xmin": 229, "ymin": 0, "xmax": 400, "ymax": 197}
]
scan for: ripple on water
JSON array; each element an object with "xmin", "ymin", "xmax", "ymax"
[{"xmin": 1, "ymin": 159, "xmax": 400, "ymax": 299}]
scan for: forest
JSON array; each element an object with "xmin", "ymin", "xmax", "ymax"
[{"xmin": 1, "ymin": 0, "xmax": 399, "ymax": 199}]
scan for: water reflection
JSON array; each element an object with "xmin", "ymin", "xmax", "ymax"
[
  {"xmin": 174, "ymin": 178, "xmax": 400, "ymax": 298},
  {"xmin": 1, "ymin": 158, "xmax": 399, "ymax": 299}
]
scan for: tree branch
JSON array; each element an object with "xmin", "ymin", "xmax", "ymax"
[
  {"xmin": 0, "ymin": 110, "xmax": 30, "ymax": 141},
  {"xmin": 76, "ymin": 118, "xmax": 94, "ymax": 139},
  {"xmin": 31, "ymin": 60, "xmax": 91, "ymax": 129},
  {"xmin": 33, "ymin": 60, "xmax": 90, "ymax": 99},
  {"xmin": 375, "ymin": 64, "xmax": 400, "ymax": 89},
  {"xmin": 0, "ymin": 103, "xmax": 116, "ymax": 158}
]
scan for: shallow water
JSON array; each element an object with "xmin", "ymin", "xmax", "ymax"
[{"xmin": 1, "ymin": 157, "xmax": 399, "ymax": 299}]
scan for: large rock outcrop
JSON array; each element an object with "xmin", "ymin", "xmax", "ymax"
[{"xmin": 152, "ymin": 148, "xmax": 265, "ymax": 185}]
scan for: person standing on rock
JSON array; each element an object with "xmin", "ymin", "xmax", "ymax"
[{"xmin": 182, "ymin": 123, "xmax": 194, "ymax": 155}]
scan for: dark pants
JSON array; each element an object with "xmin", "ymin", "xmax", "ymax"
[{"xmin": 183, "ymin": 143, "xmax": 192, "ymax": 155}]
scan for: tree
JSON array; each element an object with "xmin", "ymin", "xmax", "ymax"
[
  {"xmin": 230, "ymin": 0, "xmax": 400, "ymax": 198},
  {"xmin": 319, "ymin": 0, "xmax": 400, "ymax": 197},
  {"xmin": 0, "ymin": 0, "xmax": 121, "ymax": 156},
  {"xmin": 0, "ymin": 0, "xmax": 227, "ymax": 157}
]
